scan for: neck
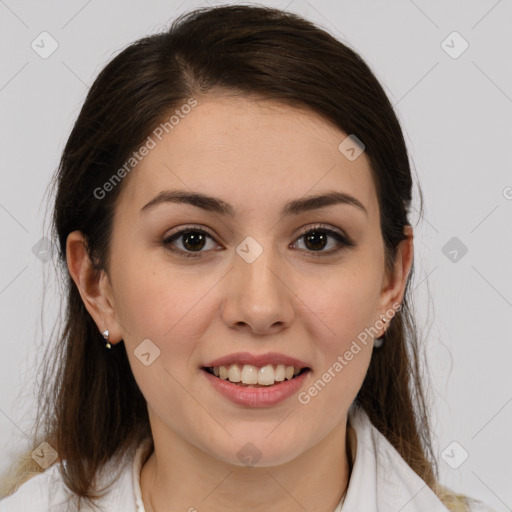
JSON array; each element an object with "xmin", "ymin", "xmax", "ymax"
[{"xmin": 140, "ymin": 418, "xmax": 354, "ymax": 512}]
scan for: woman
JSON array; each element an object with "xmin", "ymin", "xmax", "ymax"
[{"xmin": 0, "ymin": 4, "xmax": 496, "ymax": 512}]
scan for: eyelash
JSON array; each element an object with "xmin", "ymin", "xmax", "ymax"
[{"xmin": 161, "ymin": 224, "xmax": 354, "ymax": 259}]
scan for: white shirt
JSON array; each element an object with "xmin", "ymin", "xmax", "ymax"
[{"xmin": 0, "ymin": 406, "xmax": 496, "ymax": 511}]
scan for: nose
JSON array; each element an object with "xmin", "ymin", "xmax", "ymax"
[{"xmin": 221, "ymin": 243, "xmax": 295, "ymax": 335}]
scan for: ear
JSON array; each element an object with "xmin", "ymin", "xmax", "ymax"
[
  {"xmin": 376, "ymin": 225, "xmax": 414, "ymax": 336},
  {"xmin": 66, "ymin": 230, "xmax": 123, "ymax": 345}
]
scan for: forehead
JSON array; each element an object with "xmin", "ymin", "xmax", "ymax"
[{"xmin": 116, "ymin": 95, "xmax": 378, "ymax": 222}]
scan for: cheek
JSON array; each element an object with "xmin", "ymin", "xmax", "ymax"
[
  {"xmin": 111, "ymin": 246, "xmax": 197, "ymax": 337},
  {"xmin": 298, "ymin": 267, "xmax": 381, "ymax": 351},
  {"xmin": 112, "ymin": 251, "xmax": 225, "ymax": 377}
]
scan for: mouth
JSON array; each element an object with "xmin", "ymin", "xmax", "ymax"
[{"xmin": 202, "ymin": 364, "xmax": 311, "ymax": 387}]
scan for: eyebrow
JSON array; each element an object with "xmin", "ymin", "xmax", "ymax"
[{"xmin": 140, "ymin": 189, "xmax": 368, "ymax": 217}]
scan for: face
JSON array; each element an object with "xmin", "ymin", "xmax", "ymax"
[{"xmin": 70, "ymin": 95, "xmax": 411, "ymax": 467}]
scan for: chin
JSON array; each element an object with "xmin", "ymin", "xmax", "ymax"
[{"xmin": 206, "ymin": 432, "xmax": 308, "ymax": 469}]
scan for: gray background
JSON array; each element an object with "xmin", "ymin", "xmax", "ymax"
[{"xmin": 1, "ymin": 0, "xmax": 511, "ymax": 509}]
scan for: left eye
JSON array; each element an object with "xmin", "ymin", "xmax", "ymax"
[
  {"xmin": 292, "ymin": 227, "xmax": 349, "ymax": 254},
  {"xmin": 162, "ymin": 225, "xmax": 351, "ymax": 258}
]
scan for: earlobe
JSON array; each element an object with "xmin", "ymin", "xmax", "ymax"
[{"xmin": 66, "ymin": 230, "xmax": 122, "ymax": 345}]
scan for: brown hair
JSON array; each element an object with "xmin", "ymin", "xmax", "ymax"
[{"xmin": 1, "ymin": 4, "xmax": 473, "ymax": 511}]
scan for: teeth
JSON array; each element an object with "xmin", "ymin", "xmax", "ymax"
[
  {"xmin": 210, "ymin": 363, "xmax": 303, "ymax": 386},
  {"xmin": 241, "ymin": 365, "xmax": 258, "ymax": 384},
  {"xmin": 275, "ymin": 364, "xmax": 285, "ymax": 382},
  {"xmin": 258, "ymin": 365, "xmax": 274, "ymax": 385},
  {"xmin": 227, "ymin": 363, "xmax": 241, "ymax": 382}
]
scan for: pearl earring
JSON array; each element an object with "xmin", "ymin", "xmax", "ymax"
[
  {"xmin": 102, "ymin": 329, "xmax": 112, "ymax": 349},
  {"xmin": 373, "ymin": 317, "xmax": 387, "ymax": 348}
]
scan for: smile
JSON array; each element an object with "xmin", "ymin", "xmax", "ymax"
[{"xmin": 204, "ymin": 364, "xmax": 308, "ymax": 387}]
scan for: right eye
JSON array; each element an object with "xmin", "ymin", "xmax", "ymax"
[{"xmin": 162, "ymin": 226, "xmax": 221, "ymax": 258}]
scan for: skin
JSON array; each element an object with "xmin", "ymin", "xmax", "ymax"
[{"xmin": 67, "ymin": 95, "xmax": 413, "ymax": 512}]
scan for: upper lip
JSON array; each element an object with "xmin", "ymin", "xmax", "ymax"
[{"xmin": 203, "ymin": 351, "xmax": 310, "ymax": 369}]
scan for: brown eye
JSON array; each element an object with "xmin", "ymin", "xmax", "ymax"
[
  {"xmin": 303, "ymin": 231, "xmax": 329, "ymax": 251},
  {"xmin": 180, "ymin": 231, "xmax": 207, "ymax": 251},
  {"xmin": 163, "ymin": 228, "xmax": 218, "ymax": 258},
  {"xmin": 293, "ymin": 225, "xmax": 354, "ymax": 256}
]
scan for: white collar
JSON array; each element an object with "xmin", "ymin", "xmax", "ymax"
[{"xmin": 339, "ymin": 405, "xmax": 450, "ymax": 512}]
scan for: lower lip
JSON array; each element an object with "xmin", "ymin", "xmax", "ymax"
[{"xmin": 202, "ymin": 368, "xmax": 310, "ymax": 407}]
